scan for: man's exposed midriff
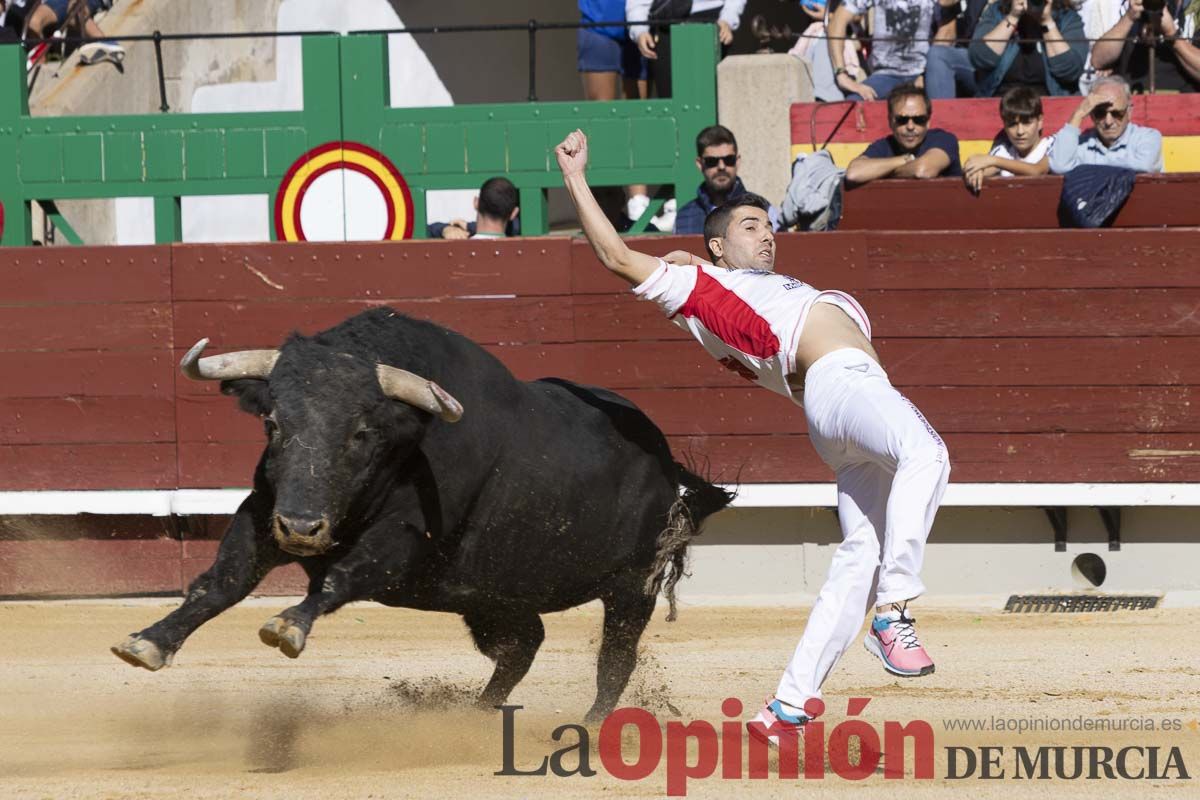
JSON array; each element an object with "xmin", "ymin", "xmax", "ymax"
[{"xmin": 788, "ymin": 302, "xmax": 881, "ymax": 391}]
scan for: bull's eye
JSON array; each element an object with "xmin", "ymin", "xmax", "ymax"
[{"xmin": 352, "ymin": 428, "xmax": 369, "ymax": 444}]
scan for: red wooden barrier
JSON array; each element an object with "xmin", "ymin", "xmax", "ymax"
[
  {"xmin": 3, "ymin": 231, "xmax": 1200, "ymax": 595},
  {"xmin": 839, "ymin": 175, "xmax": 1200, "ymax": 231},
  {"xmin": 2, "ymin": 233, "xmax": 1198, "ymax": 489}
]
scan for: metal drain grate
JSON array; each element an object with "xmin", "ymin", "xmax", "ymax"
[{"xmin": 1005, "ymin": 594, "xmax": 1160, "ymax": 613}]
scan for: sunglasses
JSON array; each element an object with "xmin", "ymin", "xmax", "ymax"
[
  {"xmin": 891, "ymin": 114, "xmax": 929, "ymax": 126},
  {"xmin": 1090, "ymin": 106, "xmax": 1127, "ymax": 121},
  {"xmin": 701, "ymin": 155, "xmax": 738, "ymax": 168}
]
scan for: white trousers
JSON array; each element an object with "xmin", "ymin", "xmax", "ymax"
[{"xmin": 776, "ymin": 348, "xmax": 950, "ymax": 706}]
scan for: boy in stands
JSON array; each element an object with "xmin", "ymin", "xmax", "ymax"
[
  {"xmin": 556, "ymin": 129, "xmax": 950, "ymax": 742},
  {"xmin": 962, "ymin": 85, "xmax": 1054, "ymax": 193}
]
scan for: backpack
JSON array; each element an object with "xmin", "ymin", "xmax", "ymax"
[{"xmin": 1058, "ymin": 165, "xmax": 1136, "ymax": 228}]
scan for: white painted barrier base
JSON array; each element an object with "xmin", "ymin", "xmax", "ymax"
[{"xmin": 1, "ymin": 484, "xmax": 1197, "ymax": 515}]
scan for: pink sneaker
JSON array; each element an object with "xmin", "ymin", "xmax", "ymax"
[
  {"xmin": 747, "ymin": 697, "xmax": 809, "ymax": 749},
  {"xmin": 864, "ymin": 605, "xmax": 935, "ymax": 677}
]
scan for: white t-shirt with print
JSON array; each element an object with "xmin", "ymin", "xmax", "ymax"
[{"xmin": 632, "ymin": 260, "xmax": 871, "ymax": 403}]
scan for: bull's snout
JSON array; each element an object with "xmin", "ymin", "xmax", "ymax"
[
  {"xmin": 275, "ymin": 514, "xmax": 327, "ymax": 539},
  {"xmin": 272, "ymin": 513, "xmax": 334, "ymax": 556}
]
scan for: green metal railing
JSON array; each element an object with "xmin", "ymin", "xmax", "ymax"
[{"xmin": 0, "ymin": 25, "xmax": 718, "ymax": 245}]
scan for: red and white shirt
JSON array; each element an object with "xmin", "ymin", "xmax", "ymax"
[{"xmin": 633, "ymin": 260, "xmax": 871, "ymax": 402}]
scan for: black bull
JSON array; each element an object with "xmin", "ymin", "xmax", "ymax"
[{"xmin": 112, "ymin": 308, "xmax": 732, "ymax": 720}]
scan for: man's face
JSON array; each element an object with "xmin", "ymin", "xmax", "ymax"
[
  {"xmin": 710, "ymin": 206, "xmax": 775, "ymax": 271},
  {"xmin": 1003, "ymin": 112, "xmax": 1044, "ymax": 157},
  {"xmin": 697, "ymin": 144, "xmax": 739, "ymax": 196},
  {"xmin": 1090, "ymin": 85, "xmax": 1130, "ymax": 147},
  {"xmin": 888, "ymin": 96, "xmax": 931, "ymax": 153}
]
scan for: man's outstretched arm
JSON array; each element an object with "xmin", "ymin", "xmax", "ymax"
[{"xmin": 556, "ymin": 129, "xmax": 662, "ymax": 286}]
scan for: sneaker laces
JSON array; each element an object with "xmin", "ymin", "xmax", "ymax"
[{"xmin": 887, "ymin": 602, "xmax": 922, "ymax": 650}]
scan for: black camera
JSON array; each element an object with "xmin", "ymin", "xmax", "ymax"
[{"xmin": 1141, "ymin": 0, "xmax": 1166, "ymax": 39}]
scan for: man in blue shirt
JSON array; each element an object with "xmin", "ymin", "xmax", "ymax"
[
  {"xmin": 1048, "ymin": 75, "xmax": 1163, "ymax": 174},
  {"xmin": 846, "ymin": 83, "xmax": 963, "ymax": 185},
  {"xmin": 674, "ymin": 125, "xmax": 781, "ymax": 234}
]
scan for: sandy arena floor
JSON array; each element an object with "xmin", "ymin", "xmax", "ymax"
[{"xmin": 0, "ymin": 600, "xmax": 1197, "ymax": 799}]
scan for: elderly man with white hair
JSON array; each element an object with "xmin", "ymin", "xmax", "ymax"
[{"xmin": 1049, "ymin": 75, "xmax": 1163, "ymax": 174}]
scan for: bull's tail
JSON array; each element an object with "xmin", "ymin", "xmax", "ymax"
[{"xmin": 644, "ymin": 464, "xmax": 736, "ymax": 621}]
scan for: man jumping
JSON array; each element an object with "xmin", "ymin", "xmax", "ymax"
[{"xmin": 556, "ymin": 129, "xmax": 950, "ymax": 741}]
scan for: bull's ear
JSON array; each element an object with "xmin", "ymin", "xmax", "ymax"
[{"xmin": 220, "ymin": 378, "xmax": 273, "ymax": 416}]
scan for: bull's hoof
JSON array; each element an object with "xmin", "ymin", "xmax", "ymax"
[
  {"xmin": 111, "ymin": 635, "xmax": 174, "ymax": 671},
  {"xmin": 259, "ymin": 616, "xmax": 307, "ymax": 659}
]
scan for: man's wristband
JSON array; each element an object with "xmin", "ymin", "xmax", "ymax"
[{"xmin": 834, "ymin": 66, "xmax": 848, "ymax": 77}]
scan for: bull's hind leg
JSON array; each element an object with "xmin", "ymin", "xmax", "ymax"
[
  {"xmin": 586, "ymin": 585, "xmax": 657, "ymax": 723},
  {"xmin": 464, "ymin": 611, "xmax": 545, "ymax": 710}
]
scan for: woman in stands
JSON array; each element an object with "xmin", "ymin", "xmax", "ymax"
[{"xmin": 969, "ymin": 0, "xmax": 1087, "ymax": 96}]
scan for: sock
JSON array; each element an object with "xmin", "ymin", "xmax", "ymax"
[
  {"xmin": 876, "ymin": 602, "xmax": 905, "ymax": 620},
  {"xmin": 775, "ymin": 698, "xmax": 808, "ymax": 719}
]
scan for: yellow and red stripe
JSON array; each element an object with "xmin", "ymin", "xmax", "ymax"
[
  {"xmin": 274, "ymin": 141, "xmax": 414, "ymax": 242},
  {"xmin": 791, "ymin": 94, "xmax": 1200, "ymax": 172}
]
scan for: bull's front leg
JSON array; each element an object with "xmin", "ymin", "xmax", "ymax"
[
  {"xmin": 112, "ymin": 495, "xmax": 284, "ymax": 670},
  {"xmin": 258, "ymin": 520, "xmax": 427, "ymax": 659}
]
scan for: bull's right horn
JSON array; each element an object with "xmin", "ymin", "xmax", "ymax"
[
  {"xmin": 376, "ymin": 364, "xmax": 464, "ymax": 423},
  {"xmin": 180, "ymin": 338, "xmax": 280, "ymax": 381}
]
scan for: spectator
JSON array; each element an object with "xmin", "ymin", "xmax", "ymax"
[
  {"xmin": 1076, "ymin": 0, "xmax": 1124, "ymax": 92},
  {"xmin": 1049, "ymin": 75, "xmax": 1164, "ymax": 172},
  {"xmin": 579, "ymin": 1, "xmax": 652, "ymax": 223},
  {"xmin": 429, "ymin": 177, "xmax": 521, "ymax": 241},
  {"xmin": 829, "ymin": 0, "xmax": 961, "ymax": 101},
  {"xmin": 789, "ymin": 0, "xmax": 867, "ymax": 102},
  {"xmin": 846, "ymin": 82, "xmax": 963, "ymax": 184},
  {"xmin": 627, "ymin": 0, "xmax": 746, "ymax": 97},
  {"xmin": 963, "ymin": 86, "xmax": 1054, "ymax": 191},
  {"xmin": 27, "ymin": 0, "xmax": 122, "ymax": 65},
  {"xmin": 674, "ymin": 124, "xmax": 782, "ymax": 235},
  {"xmin": 1, "ymin": 0, "xmax": 33, "ymax": 42},
  {"xmin": 0, "ymin": 1, "xmax": 20, "ymax": 43},
  {"xmin": 1089, "ymin": 0, "xmax": 1200, "ymax": 93},
  {"xmin": 925, "ymin": 0, "xmax": 987, "ymax": 99},
  {"xmin": 970, "ymin": 0, "xmax": 1087, "ymax": 97}
]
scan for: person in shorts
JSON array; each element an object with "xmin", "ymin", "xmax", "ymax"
[{"xmin": 578, "ymin": 1, "xmax": 651, "ymax": 223}]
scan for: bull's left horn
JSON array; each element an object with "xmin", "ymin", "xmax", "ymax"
[
  {"xmin": 180, "ymin": 338, "xmax": 280, "ymax": 381},
  {"xmin": 376, "ymin": 365, "xmax": 463, "ymax": 423}
]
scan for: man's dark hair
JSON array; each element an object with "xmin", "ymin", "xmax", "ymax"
[
  {"xmin": 696, "ymin": 124, "xmax": 738, "ymax": 156},
  {"xmin": 999, "ymin": 85, "xmax": 1043, "ymax": 121},
  {"xmin": 478, "ymin": 176, "xmax": 519, "ymax": 221},
  {"xmin": 886, "ymin": 83, "xmax": 931, "ymax": 118},
  {"xmin": 702, "ymin": 194, "xmax": 771, "ymax": 259}
]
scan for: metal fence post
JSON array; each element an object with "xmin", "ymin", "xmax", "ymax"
[{"xmin": 668, "ymin": 24, "xmax": 718, "ymax": 215}]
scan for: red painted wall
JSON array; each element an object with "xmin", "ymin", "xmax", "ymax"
[{"xmin": 3, "ymin": 232, "xmax": 1199, "ymax": 490}]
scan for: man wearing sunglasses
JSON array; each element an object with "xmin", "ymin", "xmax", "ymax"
[
  {"xmin": 674, "ymin": 124, "xmax": 782, "ymax": 235},
  {"xmin": 845, "ymin": 83, "xmax": 963, "ymax": 186},
  {"xmin": 1048, "ymin": 75, "xmax": 1163, "ymax": 174}
]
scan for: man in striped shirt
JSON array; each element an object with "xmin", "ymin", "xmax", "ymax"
[{"xmin": 557, "ymin": 129, "xmax": 951, "ymax": 744}]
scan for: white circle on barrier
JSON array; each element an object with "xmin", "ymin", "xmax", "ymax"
[{"xmin": 298, "ymin": 169, "xmax": 389, "ymax": 242}]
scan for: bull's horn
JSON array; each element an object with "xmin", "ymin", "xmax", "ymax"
[
  {"xmin": 180, "ymin": 338, "xmax": 280, "ymax": 381},
  {"xmin": 375, "ymin": 364, "xmax": 463, "ymax": 423}
]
